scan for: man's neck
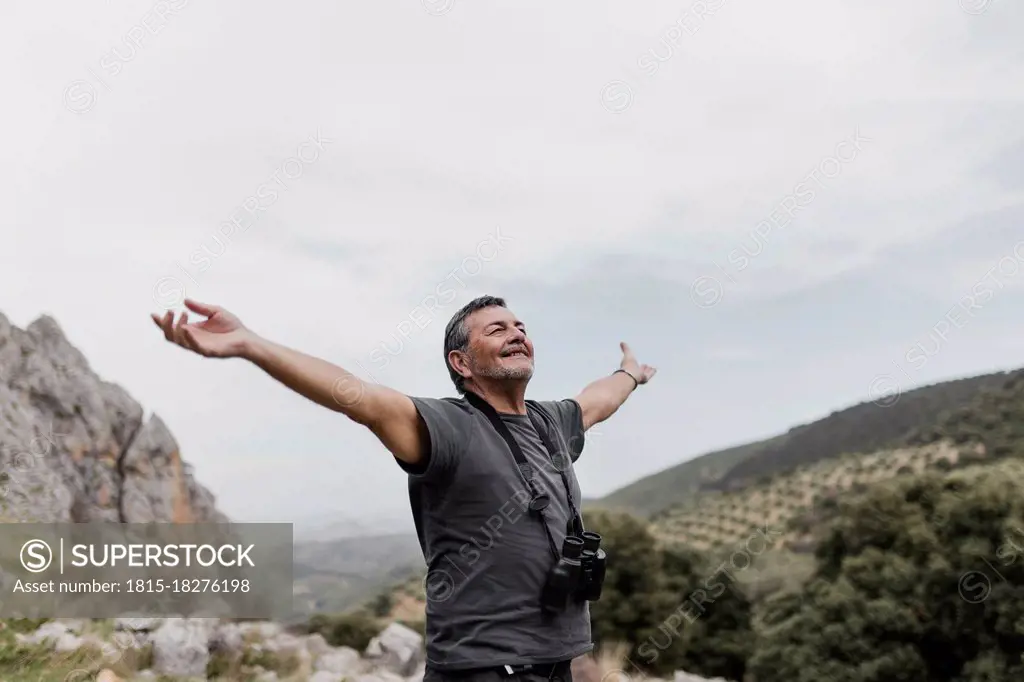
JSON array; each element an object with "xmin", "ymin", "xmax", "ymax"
[{"xmin": 466, "ymin": 380, "xmax": 528, "ymax": 415}]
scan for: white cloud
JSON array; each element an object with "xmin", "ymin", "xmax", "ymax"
[{"xmin": 1, "ymin": 0, "xmax": 1022, "ymax": 522}]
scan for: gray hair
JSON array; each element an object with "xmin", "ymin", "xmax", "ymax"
[{"xmin": 443, "ymin": 295, "xmax": 507, "ymax": 394}]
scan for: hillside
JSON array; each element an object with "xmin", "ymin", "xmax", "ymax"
[
  {"xmin": 648, "ymin": 366, "xmax": 1024, "ymax": 556},
  {"xmin": 597, "ymin": 368, "xmax": 1017, "ymax": 517},
  {"xmin": 908, "ymin": 367, "xmax": 1024, "ymax": 457},
  {"xmin": 584, "ymin": 436, "xmax": 786, "ymax": 517},
  {"xmin": 292, "ymin": 533, "xmax": 424, "ymax": 618}
]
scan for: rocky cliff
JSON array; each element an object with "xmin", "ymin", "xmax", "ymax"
[{"xmin": 0, "ymin": 312, "xmax": 226, "ymax": 525}]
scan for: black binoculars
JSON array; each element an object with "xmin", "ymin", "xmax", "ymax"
[{"xmin": 540, "ymin": 530, "xmax": 607, "ymax": 614}]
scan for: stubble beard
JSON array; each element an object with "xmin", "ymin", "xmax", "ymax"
[{"xmin": 470, "ymin": 354, "xmax": 534, "ymax": 383}]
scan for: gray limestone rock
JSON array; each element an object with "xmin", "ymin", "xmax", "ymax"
[
  {"xmin": 0, "ymin": 312, "xmax": 226, "ymax": 526},
  {"xmin": 363, "ymin": 622, "xmax": 424, "ymax": 677},
  {"xmin": 150, "ymin": 618, "xmax": 214, "ymax": 678}
]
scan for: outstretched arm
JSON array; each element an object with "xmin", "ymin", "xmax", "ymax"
[
  {"xmin": 575, "ymin": 342, "xmax": 656, "ymax": 431},
  {"xmin": 151, "ymin": 299, "xmax": 427, "ymax": 466}
]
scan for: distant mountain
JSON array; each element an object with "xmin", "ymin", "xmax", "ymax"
[
  {"xmin": 291, "ymin": 532, "xmax": 424, "ymax": 618},
  {"xmin": 291, "ymin": 509, "xmax": 413, "ymax": 543},
  {"xmin": 596, "ymin": 369, "xmax": 1018, "ymax": 518}
]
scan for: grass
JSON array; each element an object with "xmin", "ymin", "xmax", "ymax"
[
  {"xmin": 0, "ymin": 631, "xmax": 129, "ymax": 682},
  {"xmin": 0, "ymin": 620, "xmax": 314, "ymax": 682}
]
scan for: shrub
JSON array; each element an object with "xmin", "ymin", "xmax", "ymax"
[
  {"xmin": 585, "ymin": 509, "xmax": 754, "ymax": 680},
  {"xmin": 302, "ymin": 610, "xmax": 380, "ymax": 651},
  {"xmin": 369, "ymin": 591, "xmax": 394, "ymax": 618},
  {"xmin": 750, "ymin": 464, "xmax": 1024, "ymax": 681}
]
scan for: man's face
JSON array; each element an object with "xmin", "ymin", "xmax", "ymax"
[{"xmin": 462, "ymin": 306, "xmax": 534, "ymax": 385}]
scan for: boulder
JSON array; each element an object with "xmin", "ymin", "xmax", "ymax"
[
  {"xmin": 96, "ymin": 669, "xmax": 123, "ymax": 682},
  {"xmin": 209, "ymin": 621, "xmax": 245, "ymax": 656},
  {"xmin": 364, "ymin": 622, "xmax": 424, "ymax": 677},
  {"xmin": 150, "ymin": 618, "xmax": 214, "ymax": 678},
  {"xmin": 310, "ymin": 671, "xmax": 345, "ymax": 682},
  {"xmin": 316, "ymin": 645, "xmax": 363, "ymax": 675},
  {"xmin": 305, "ymin": 632, "xmax": 332, "ymax": 658},
  {"xmin": 15, "ymin": 620, "xmax": 77, "ymax": 646},
  {"xmin": 114, "ymin": 617, "xmax": 162, "ymax": 632}
]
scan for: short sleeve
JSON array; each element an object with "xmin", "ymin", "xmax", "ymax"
[
  {"xmin": 534, "ymin": 398, "xmax": 586, "ymax": 463},
  {"xmin": 394, "ymin": 397, "xmax": 473, "ymax": 482}
]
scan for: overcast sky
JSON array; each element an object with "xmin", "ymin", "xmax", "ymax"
[{"xmin": 3, "ymin": 0, "xmax": 1023, "ymax": 531}]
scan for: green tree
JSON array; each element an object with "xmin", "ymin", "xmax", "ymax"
[
  {"xmin": 585, "ymin": 509, "xmax": 753, "ymax": 680},
  {"xmin": 750, "ymin": 462, "xmax": 1024, "ymax": 682}
]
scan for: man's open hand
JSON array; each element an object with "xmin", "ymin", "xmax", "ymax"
[
  {"xmin": 151, "ymin": 299, "xmax": 254, "ymax": 359},
  {"xmin": 619, "ymin": 342, "xmax": 656, "ymax": 386}
]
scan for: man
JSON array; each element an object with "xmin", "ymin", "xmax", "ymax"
[{"xmin": 152, "ymin": 295, "xmax": 655, "ymax": 682}]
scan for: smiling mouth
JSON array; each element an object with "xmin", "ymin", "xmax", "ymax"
[{"xmin": 502, "ymin": 349, "xmax": 530, "ymax": 358}]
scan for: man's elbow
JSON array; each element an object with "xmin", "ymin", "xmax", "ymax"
[{"xmin": 582, "ymin": 401, "xmax": 612, "ymax": 430}]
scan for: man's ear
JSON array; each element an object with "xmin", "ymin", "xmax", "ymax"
[{"xmin": 448, "ymin": 349, "xmax": 472, "ymax": 381}]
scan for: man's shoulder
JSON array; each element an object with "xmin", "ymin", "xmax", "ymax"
[
  {"xmin": 527, "ymin": 397, "xmax": 581, "ymax": 417},
  {"xmin": 414, "ymin": 395, "xmax": 472, "ymax": 411},
  {"xmin": 408, "ymin": 395, "xmax": 477, "ymax": 424}
]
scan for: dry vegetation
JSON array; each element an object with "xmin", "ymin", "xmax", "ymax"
[{"xmin": 652, "ymin": 439, "xmax": 987, "ymax": 553}]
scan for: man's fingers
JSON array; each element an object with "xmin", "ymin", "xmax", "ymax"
[
  {"xmin": 620, "ymin": 341, "xmax": 635, "ymax": 359},
  {"xmin": 181, "ymin": 326, "xmax": 205, "ymax": 355},
  {"xmin": 172, "ymin": 312, "xmax": 189, "ymax": 346},
  {"xmin": 160, "ymin": 312, "xmax": 175, "ymax": 342},
  {"xmin": 184, "ymin": 298, "xmax": 218, "ymax": 317}
]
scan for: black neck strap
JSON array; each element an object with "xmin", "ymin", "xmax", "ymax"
[{"xmin": 463, "ymin": 391, "xmax": 584, "ymax": 554}]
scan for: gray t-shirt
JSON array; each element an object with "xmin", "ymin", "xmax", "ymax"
[{"xmin": 396, "ymin": 395, "xmax": 593, "ymax": 671}]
